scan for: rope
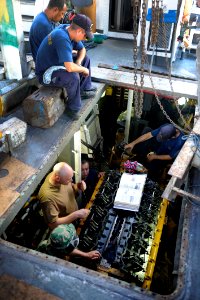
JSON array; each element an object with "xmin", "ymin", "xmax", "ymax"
[{"xmin": 182, "ymin": 133, "xmax": 200, "ymax": 158}]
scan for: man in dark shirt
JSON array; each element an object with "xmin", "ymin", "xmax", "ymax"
[
  {"xmin": 81, "ymin": 158, "xmax": 99, "ymax": 201},
  {"xmin": 29, "ymin": 0, "xmax": 67, "ymax": 62},
  {"xmin": 124, "ymin": 123, "xmax": 186, "ymax": 180},
  {"xmin": 80, "ymin": 158, "xmax": 105, "ymax": 207}
]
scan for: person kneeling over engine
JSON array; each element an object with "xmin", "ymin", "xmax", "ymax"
[
  {"xmin": 124, "ymin": 123, "xmax": 185, "ymax": 181},
  {"xmin": 37, "ymin": 223, "xmax": 100, "ymax": 260}
]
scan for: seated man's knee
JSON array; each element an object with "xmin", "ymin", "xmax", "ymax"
[
  {"xmin": 82, "ymin": 55, "xmax": 90, "ymax": 67},
  {"xmin": 63, "ymin": 72, "xmax": 80, "ymax": 87}
]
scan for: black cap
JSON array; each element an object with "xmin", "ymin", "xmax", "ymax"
[{"xmin": 72, "ymin": 14, "xmax": 93, "ymax": 40}]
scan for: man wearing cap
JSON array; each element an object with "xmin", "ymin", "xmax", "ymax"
[
  {"xmin": 37, "ymin": 223, "xmax": 100, "ymax": 260},
  {"xmin": 35, "ymin": 13, "xmax": 96, "ymax": 120},
  {"xmin": 124, "ymin": 123, "xmax": 185, "ymax": 180},
  {"xmin": 38, "ymin": 162, "xmax": 90, "ymax": 230},
  {"xmin": 29, "ymin": 0, "xmax": 67, "ymax": 62}
]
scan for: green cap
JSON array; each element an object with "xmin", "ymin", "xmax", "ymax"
[{"xmin": 50, "ymin": 224, "xmax": 79, "ymax": 251}]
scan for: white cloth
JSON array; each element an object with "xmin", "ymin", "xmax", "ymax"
[{"xmin": 43, "ymin": 66, "xmax": 66, "ymax": 84}]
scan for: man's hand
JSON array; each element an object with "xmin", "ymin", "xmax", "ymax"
[
  {"xmin": 77, "ymin": 180, "xmax": 86, "ymax": 191},
  {"xmin": 98, "ymin": 172, "xmax": 105, "ymax": 178},
  {"xmin": 86, "ymin": 250, "xmax": 101, "ymax": 260},
  {"xmin": 147, "ymin": 152, "xmax": 156, "ymax": 162},
  {"xmin": 76, "ymin": 208, "xmax": 90, "ymax": 219},
  {"xmin": 124, "ymin": 142, "xmax": 134, "ymax": 152},
  {"xmin": 81, "ymin": 67, "xmax": 89, "ymax": 77},
  {"xmin": 147, "ymin": 153, "xmax": 172, "ymax": 162}
]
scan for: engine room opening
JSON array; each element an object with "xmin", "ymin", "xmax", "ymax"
[{"xmin": 1, "ymin": 86, "xmax": 189, "ymax": 295}]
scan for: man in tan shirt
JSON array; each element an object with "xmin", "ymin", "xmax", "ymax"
[
  {"xmin": 38, "ymin": 162, "xmax": 90, "ymax": 229},
  {"xmin": 38, "ymin": 162, "xmax": 100, "ymax": 260}
]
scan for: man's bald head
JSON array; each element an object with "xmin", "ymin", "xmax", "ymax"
[{"xmin": 53, "ymin": 162, "xmax": 74, "ymax": 184}]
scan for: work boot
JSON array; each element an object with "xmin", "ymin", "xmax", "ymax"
[
  {"xmin": 66, "ymin": 109, "xmax": 80, "ymax": 120},
  {"xmin": 85, "ymin": 85, "xmax": 97, "ymax": 92},
  {"xmin": 81, "ymin": 85, "xmax": 97, "ymax": 99}
]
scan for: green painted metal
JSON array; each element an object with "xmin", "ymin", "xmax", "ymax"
[{"xmin": 0, "ymin": 0, "xmax": 18, "ymax": 48}]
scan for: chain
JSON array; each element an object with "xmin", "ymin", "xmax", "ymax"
[
  {"xmin": 138, "ymin": 0, "xmax": 147, "ymax": 118},
  {"xmin": 151, "ymin": 0, "xmax": 156, "ymax": 45},
  {"xmin": 132, "ymin": 0, "xmax": 192, "ymax": 133},
  {"xmin": 151, "ymin": 0, "xmax": 160, "ymax": 45},
  {"xmin": 133, "ymin": 0, "xmax": 140, "ymax": 118},
  {"xmin": 160, "ymin": 0, "xmax": 192, "ymax": 132},
  {"xmin": 155, "ymin": 0, "xmax": 160, "ymax": 41},
  {"xmin": 145, "ymin": 54, "xmax": 190, "ymax": 134},
  {"xmin": 137, "ymin": 0, "xmax": 192, "ymax": 134}
]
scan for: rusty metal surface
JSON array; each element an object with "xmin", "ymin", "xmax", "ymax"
[
  {"xmin": 0, "ymin": 239, "xmax": 152, "ymax": 300},
  {"xmin": 0, "ymin": 274, "xmax": 60, "ymax": 300},
  {"xmin": 22, "ymin": 86, "xmax": 65, "ymax": 128},
  {"xmin": 0, "ymin": 80, "xmax": 30, "ymax": 116}
]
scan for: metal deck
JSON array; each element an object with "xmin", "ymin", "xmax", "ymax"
[{"xmin": 0, "ymin": 82, "xmax": 106, "ymax": 234}]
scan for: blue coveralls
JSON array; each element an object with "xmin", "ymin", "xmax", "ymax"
[{"xmin": 36, "ymin": 25, "xmax": 92, "ymax": 112}]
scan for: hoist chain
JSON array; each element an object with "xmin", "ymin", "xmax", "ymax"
[
  {"xmin": 132, "ymin": 0, "xmax": 191, "ymax": 133},
  {"xmin": 151, "ymin": 0, "xmax": 156, "ymax": 45},
  {"xmin": 151, "ymin": 0, "xmax": 160, "ymax": 45},
  {"xmin": 159, "ymin": 0, "xmax": 192, "ymax": 132},
  {"xmin": 138, "ymin": 0, "xmax": 147, "ymax": 118},
  {"xmin": 133, "ymin": 0, "xmax": 139, "ymax": 118},
  {"xmin": 144, "ymin": 53, "xmax": 190, "ymax": 134}
]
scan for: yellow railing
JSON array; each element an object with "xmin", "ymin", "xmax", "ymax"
[
  {"xmin": 76, "ymin": 175, "xmax": 105, "ymax": 235},
  {"xmin": 142, "ymin": 198, "xmax": 169, "ymax": 290}
]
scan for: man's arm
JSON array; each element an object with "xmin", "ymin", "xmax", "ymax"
[
  {"xmin": 147, "ymin": 153, "xmax": 172, "ymax": 162},
  {"xmin": 72, "ymin": 181, "xmax": 86, "ymax": 193},
  {"xmin": 125, "ymin": 132, "xmax": 153, "ymax": 152},
  {"xmin": 69, "ymin": 248, "xmax": 101, "ymax": 260},
  {"xmin": 63, "ymin": 47, "xmax": 88, "ymax": 75},
  {"xmin": 48, "ymin": 208, "xmax": 90, "ymax": 230},
  {"xmin": 75, "ymin": 47, "xmax": 86, "ymax": 66},
  {"xmin": 64, "ymin": 61, "xmax": 89, "ymax": 76}
]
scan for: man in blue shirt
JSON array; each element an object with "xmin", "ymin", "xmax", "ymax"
[
  {"xmin": 29, "ymin": 0, "xmax": 67, "ymax": 62},
  {"xmin": 35, "ymin": 14, "xmax": 96, "ymax": 120},
  {"xmin": 124, "ymin": 123, "xmax": 185, "ymax": 180}
]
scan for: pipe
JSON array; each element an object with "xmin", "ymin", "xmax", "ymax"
[{"xmin": 124, "ymin": 89, "xmax": 133, "ymax": 143}]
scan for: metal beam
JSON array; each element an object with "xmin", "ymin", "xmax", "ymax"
[{"xmin": 91, "ymin": 66, "xmax": 198, "ymax": 99}]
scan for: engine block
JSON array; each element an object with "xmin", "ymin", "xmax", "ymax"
[{"xmin": 78, "ymin": 170, "xmax": 163, "ymax": 282}]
